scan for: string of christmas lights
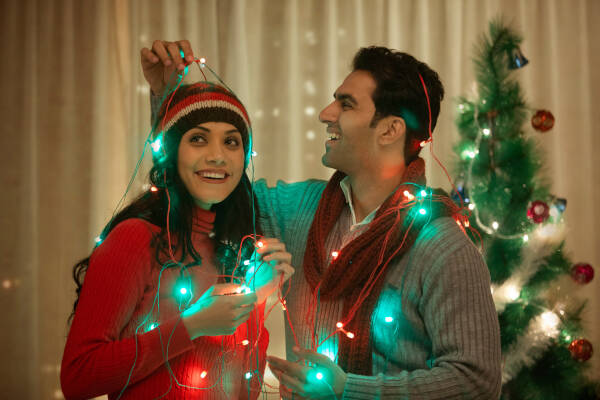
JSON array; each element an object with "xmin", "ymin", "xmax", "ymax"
[{"xmin": 86, "ymin": 57, "xmax": 283, "ymax": 399}]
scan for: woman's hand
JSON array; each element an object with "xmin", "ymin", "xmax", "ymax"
[
  {"xmin": 140, "ymin": 39, "xmax": 195, "ymax": 96},
  {"xmin": 181, "ymin": 283, "xmax": 257, "ymax": 340},
  {"xmin": 245, "ymin": 238, "xmax": 295, "ymax": 304}
]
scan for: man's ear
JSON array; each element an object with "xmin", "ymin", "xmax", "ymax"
[{"xmin": 377, "ymin": 116, "xmax": 406, "ymax": 146}]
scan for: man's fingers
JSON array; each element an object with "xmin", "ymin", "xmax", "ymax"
[
  {"xmin": 262, "ymin": 251, "xmax": 292, "ymax": 264},
  {"xmin": 279, "ymin": 383, "xmax": 293, "ymax": 400},
  {"xmin": 270, "ymin": 364, "xmax": 309, "ymax": 400},
  {"xmin": 279, "ymin": 373, "xmax": 308, "ymax": 397},
  {"xmin": 256, "ymin": 239, "xmax": 286, "ymax": 255},
  {"xmin": 293, "ymin": 347, "xmax": 334, "ymax": 367},
  {"xmin": 274, "ymin": 263, "xmax": 294, "ymax": 272},
  {"xmin": 166, "ymin": 41, "xmax": 184, "ymax": 69},
  {"xmin": 267, "ymin": 362, "xmax": 284, "ymax": 377},
  {"xmin": 266, "ymin": 356, "xmax": 291, "ymax": 374},
  {"xmin": 177, "ymin": 39, "xmax": 194, "ymax": 62},
  {"xmin": 151, "ymin": 40, "xmax": 172, "ymax": 66},
  {"xmin": 140, "ymin": 47, "xmax": 159, "ymax": 65},
  {"xmin": 255, "ymin": 238, "xmax": 284, "ymax": 253},
  {"xmin": 267, "ymin": 356, "xmax": 308, "ymax": 381},
  {"xmin": 275, "ymin": 263, "xmax": 295, "ymax": 281},
  {"xmin": 279, "ymin": 384, "xmax": 306, "ymax": 400}
]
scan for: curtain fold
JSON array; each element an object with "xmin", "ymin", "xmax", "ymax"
[{"xmin": 1, "ymin": 1, "xmax": 598, "ymax": 398}]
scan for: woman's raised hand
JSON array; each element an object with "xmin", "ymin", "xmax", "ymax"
[
  {"xmin": 181, "ymin": 283, "xmax": 257, "ymax": 340},
  {"xmin": 140, "ymin": 39, "xmax": 195, "ymax": 96}
]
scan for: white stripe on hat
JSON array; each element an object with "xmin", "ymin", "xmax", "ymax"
[{"xmin": 162, "ymin": 99, "xmax": 250, "ymax": 133}]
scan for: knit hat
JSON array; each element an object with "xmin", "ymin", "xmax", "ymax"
[{"xmin": 155, "ymin": 82, "xmax": 252, "ymax": 163}]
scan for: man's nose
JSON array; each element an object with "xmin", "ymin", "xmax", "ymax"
[{"xmin": 319, "ymin": 101, "xmax": 337, "ymax": 124}]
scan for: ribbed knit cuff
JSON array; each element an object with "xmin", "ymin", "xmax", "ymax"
[{"xmin": 341, "ymin": 373, "xmax": 407, "ymax": 399}]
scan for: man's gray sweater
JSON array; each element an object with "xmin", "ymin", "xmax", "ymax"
[{"xmin": 254, "ymin": 179, "xmax": 501, "ymax": 399}]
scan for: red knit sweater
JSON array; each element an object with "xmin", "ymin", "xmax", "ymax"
[{"xmin": 61, "ymin": 208, "xmax": 268, "ymax": 399}]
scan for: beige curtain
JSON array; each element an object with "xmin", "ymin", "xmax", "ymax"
[{"xmin": 1, "ymin": 0, "xmax": 598, "ymax": 398}]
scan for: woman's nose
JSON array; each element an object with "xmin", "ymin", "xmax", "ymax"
[{"xmin": 206, "ymin": 143, "xmax": 225, "ymax": 165}]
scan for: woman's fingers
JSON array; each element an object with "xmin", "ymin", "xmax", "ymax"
[{"xmin": 211, "ymin": 283, "xmax": 241, "ymax": 296}]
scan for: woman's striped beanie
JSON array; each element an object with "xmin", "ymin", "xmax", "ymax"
[{"xmin": 156, "ymin": 82, "xmax": 252, "ymax": 163}]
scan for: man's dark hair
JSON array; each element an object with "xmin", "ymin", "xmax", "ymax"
[{"xmin": 352, "ymin": 46, "xmax": 444, "ymax": 164}]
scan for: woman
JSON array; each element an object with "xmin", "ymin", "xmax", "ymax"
[{"xmin": 61, "ymin": 82, "xmax": 293, "ymax": 399}]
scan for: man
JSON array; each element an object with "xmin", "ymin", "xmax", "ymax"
[{"xmin": 142, "ymin": 40, "xmax": 501, "ymax": 399}]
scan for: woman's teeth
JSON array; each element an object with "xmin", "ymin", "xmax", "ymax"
[
  {"xmin": 328, "ymin": 133, "xmax": 341, "ymax": 141},
  {"xmin": 199, "ymin": 172, "xmax": 226, "ymax": 179}
]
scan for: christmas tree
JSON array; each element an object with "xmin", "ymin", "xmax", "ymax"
[{"xmin": 452, "ymin": 19, "xmax": 598, "ymax": 399}]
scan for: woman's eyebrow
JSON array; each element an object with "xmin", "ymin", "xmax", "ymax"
[{"xmin": 194, "ymin": 125, "xmax": 240, "ymax": 134}]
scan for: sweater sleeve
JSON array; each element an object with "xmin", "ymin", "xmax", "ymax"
[
  {"xmin": 342, "ymin": 240, "xmax": 502, "ymax": 399},
  {"xmin": 253, "ymin": 178, "xmax": 326, "ymax": 241},
  {"xmin": 60, "ymin": 219, "xmax": 195, "ymax": 400}
]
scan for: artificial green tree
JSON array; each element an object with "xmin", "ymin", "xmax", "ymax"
[{"xmin": 452, "ymin": 19, "xmax": 598, "ymax": 400}]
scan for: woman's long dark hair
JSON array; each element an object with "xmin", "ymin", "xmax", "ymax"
[{"xmin": 69, "ymin": 83, "xmax": 261, "ymax": 323}]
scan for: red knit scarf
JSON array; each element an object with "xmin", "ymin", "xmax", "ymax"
[{"xmin": 303, "ymin": 158, "xmax": 458, "ymax": 375}]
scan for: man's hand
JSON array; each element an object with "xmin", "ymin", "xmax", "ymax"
[
  {"xmin": 246, "ymin": 238, "xmax": 294, "ymax": 304},
  {"xmin": 267, "ymin": 347, "xmax": 347, "ymax": 399},
  {"xmin": 140, "ymin": 39, "xmax": 195, "ymax": 96}
]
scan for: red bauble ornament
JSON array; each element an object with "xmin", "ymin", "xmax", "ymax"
[
  {"xmin": 531, "ymin": 110, "xmax": 555, "ymax": 132},
  {"xmin": 571, "ymin": 262, "xmax": 594, "ymax": 284},
  {"xmin": 527, "ymin": 200, "xmax": 550, "ymax": 224},
  {"xmin": 569, "ymin": 338, "xmax": 593, "ymax": 362}
]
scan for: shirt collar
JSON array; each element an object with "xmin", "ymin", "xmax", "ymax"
[{"xmin": 339, "ymin": 176, "xmax": 380, "ymax": 229}]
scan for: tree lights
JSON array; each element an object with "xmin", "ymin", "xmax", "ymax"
[{"xmin": 452, "ymin": 19, "xmax": 597, "ymax": 397}]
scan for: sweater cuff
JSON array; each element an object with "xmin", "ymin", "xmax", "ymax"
[{"xmin": 341, "ymin": 373, "xmax": 405, "ymax": 399}]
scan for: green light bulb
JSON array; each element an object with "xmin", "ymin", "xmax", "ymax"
[{"xmin": 151, "ymin": 138, "xmax": 162, "ymax": 152}]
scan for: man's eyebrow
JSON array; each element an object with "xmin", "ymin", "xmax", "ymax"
[{"xmin": 333, "ymin": 92, "xmax": 358, "ymax": 105}]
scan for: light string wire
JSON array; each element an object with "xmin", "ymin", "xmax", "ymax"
[
  {"xmin": 284, "ymin": 72, "xmax": 476, "ymax": 385},
  {"xmin": 114, "ymin": 69, "xmax": 186, "ymax": 400},
  {"xmin": 106, "ymin": 58, "xmax": 274, "ymax": 398},
  {"xmin": 156, "ymin": 60, "xmax": 267, "ymax": 396}
]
